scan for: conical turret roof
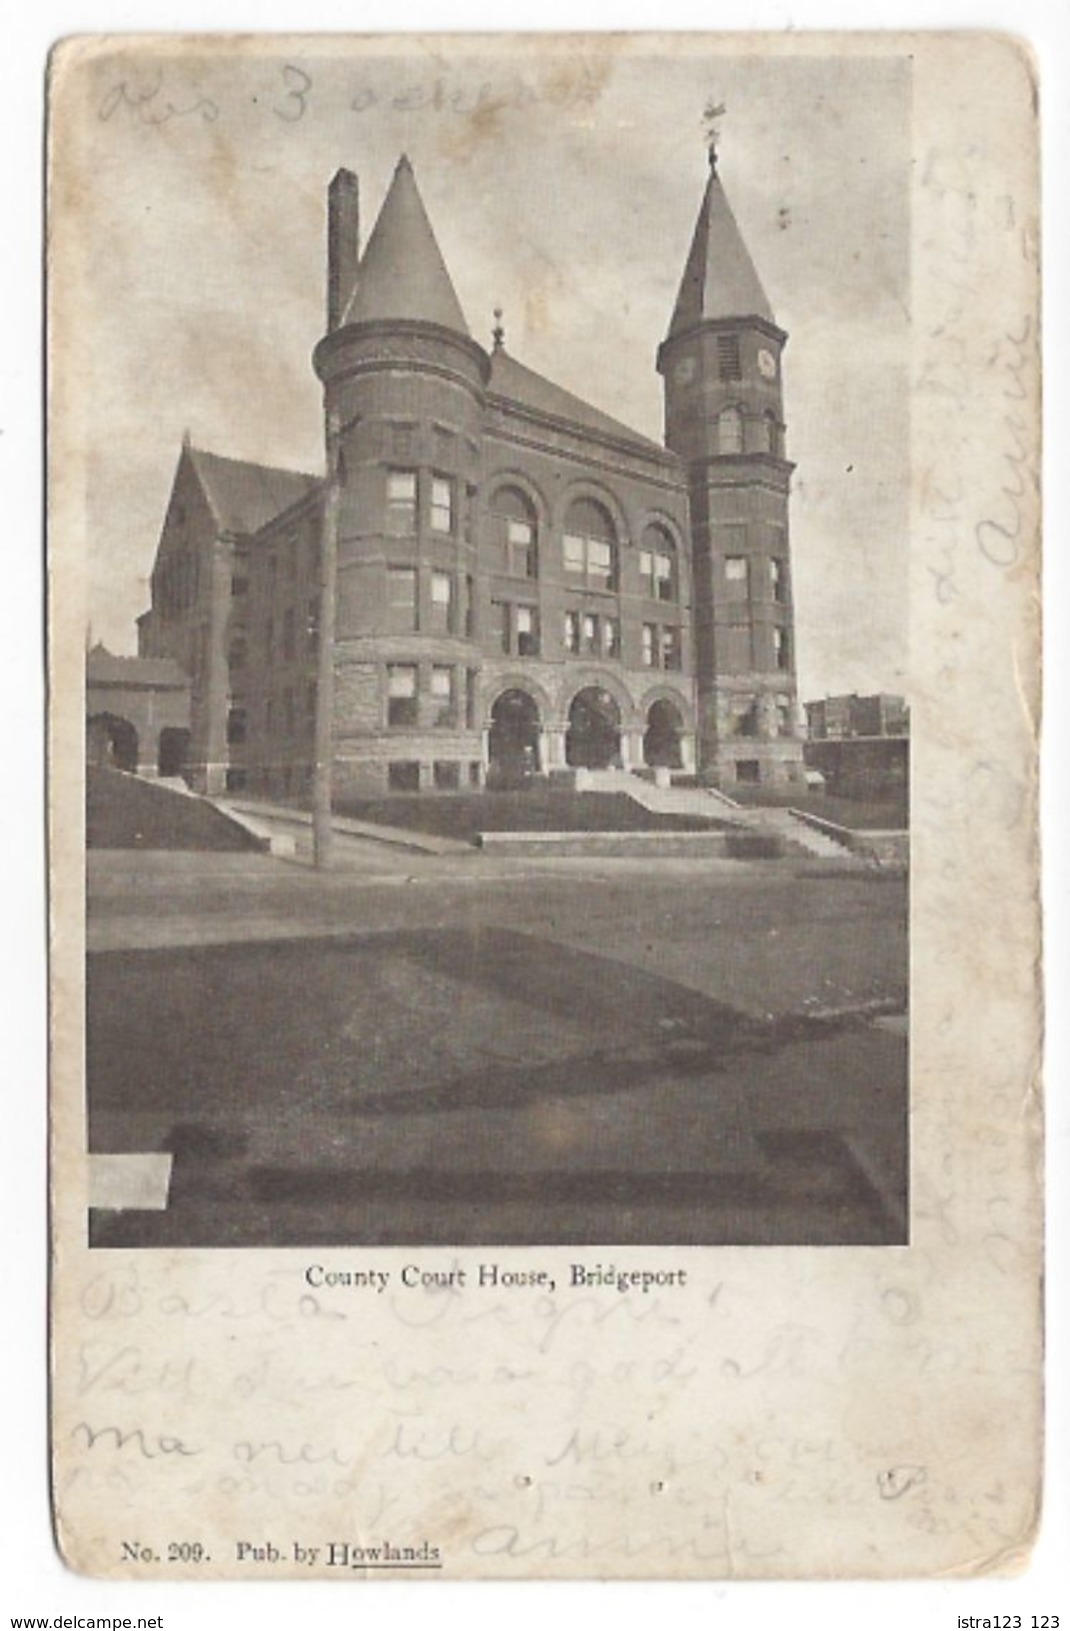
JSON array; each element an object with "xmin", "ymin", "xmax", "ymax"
[
  {"xmin": 342, "ymin": 155, "xmax": 469, "ymax": 334},
  {"xmin": 667, "ymin": 163, "xmax": 773, "ymax": 337}
]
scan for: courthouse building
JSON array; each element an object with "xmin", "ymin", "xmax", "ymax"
[{"xmin": 133, "ymin": 148, "xmax": 804, "ymax": 798}]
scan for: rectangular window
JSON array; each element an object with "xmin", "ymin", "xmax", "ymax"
[
  {"xmin": 563, "ymin": 534, "xmax": 585, "ymax": 575},
  {"xmin": 642, "ymin": 623, "xmax": 656, "ymax": 668},
  {"xmin": 770, "ymin": 558, "xmax": 788, "ymax": 603},
  {"xmin": 431, "ymin": 665, "xmax": 455, "ymax": 727},
  {"xmin": 433, "ymin": 760, "xmax": 461, "ymax": 790},
  {"xmin": 226, "ymin": 707, "xmax": 247, "ymax": 746},
  {"xmin": 564, "ymin": 610, "xmax": 580, "ymax": 654},
  {"xmin": 516, "ymin": 605, "xmax": 540, "ymax": 657},
  {"xmin": 717, "ymin": 334, "xmax": 742, "ymax": 381},
  {"xmin": 388, "ymin": 760, "xmax": 420, "ymax": 792},
  {"xmin": 602, "ymin": 617, "xmax": 621, "ymax": 659},
  {"xmin": 431, "ymin": 476, "xmax": 454, "ymax": 534},
  {"xmin": 776, "ymin": 695, "xmax": 794, "ymax": 738},
  {"xmin": 661, "ymin": 627, "xmax": 681, "ymax": 671},
  {"xmin": 430, "ymin": 570, "xmax": 453, "ymax": 633},
  {"xmin": 588, "ymin": 538, "xmax": 614, "ymax": 591},
  {"xmin": 774, "ymin": 626, "xmax": 792, "ymax": 671},
  {"xmin": 231, "ymin": 575, "xmax": 248, "ymax": 597},
  {"xmin": 494, "ymin": 600, "xmax": 510, "ymax": 654},
  {"xmin": 387, "ymin": 664, "xmax": 418, "ymax": 727},
  {"xmin": 640, "ymin": 550, "xmax": 675, "ymax": 601},
  {"xmin": 507, "ymin": 518, "xmax": 534, "ymax": 578},
  {"xmin": 387, "ymin": 470, "xmax": 417, "ymax": 534},
  {"xmin": 736, "ymin": 758, "xmax": 761, "ymax": 785},
  {"xmin": 581, "ymin": 612, "xmax": 598, "ymax": 655},
  {"xmin": 724, "ymin": 556, "xmax": 749, "ymax": 601},
  {"xmin": 465, "ymin": 574, "xmax": 475, "ymax": 638},
  {"xmin": 465, "ymin": 669, "xmax": 478, "ymax": 730},
  {"xmin": 387, "ymin": 567, "xmax": 417, "ymax": 631}
]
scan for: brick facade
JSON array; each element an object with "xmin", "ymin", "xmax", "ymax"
[{"xmin": 134, "ymin": 151, "xmax": 805, "ymax": 798}]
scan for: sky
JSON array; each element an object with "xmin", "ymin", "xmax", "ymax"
[{"xmin": 60, "ymin": 37, "xmax": 910, "ymax": 701}]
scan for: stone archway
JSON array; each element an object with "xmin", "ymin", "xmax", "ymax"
[
  {"xmin": 87, "ymin": 712, "xmax": 138, "ymax": 773},
  {"xmin": 643, "ymin": 698, "xmax": 684, "ymax": 769},
  {"xmin": 566, "ymin": 686, "xmax": 621, "ymax": 770},
  {"xmin": 488, "ymin": 688, "xmax": 541, "ymax": 784}
]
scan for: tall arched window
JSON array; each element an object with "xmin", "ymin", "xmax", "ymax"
[
  {"xmin": 490, "ymin": 485, "xmax": 538, "ymax": 579},
  {"xmin": 717, "ymin": 406, "xmax": 744, "ymax": 456},
  {"xmin": 563, "ymin": 498, "xmax": 618, "ymax": 592},
  {"xmin": 640, "ymin": 524, "xmax": 678, "ymax": 603}
]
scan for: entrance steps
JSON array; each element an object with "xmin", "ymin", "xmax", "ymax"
[
  {"xmin": 577, "ymin": 770, "xmax": 858, "ymax": 860},
  {"xmin": 576, "ymin": 768, "xmax": 745, "ymax": 822}
]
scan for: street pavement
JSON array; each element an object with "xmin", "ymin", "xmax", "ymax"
[{"xmin": 85, "ymin": 840, "xmax": 908, "ymax": 1247}]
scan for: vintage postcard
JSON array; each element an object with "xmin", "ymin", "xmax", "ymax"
[{"xmin": 48, "ymin": 32, "xmax": 1041, "ymax": 1579}]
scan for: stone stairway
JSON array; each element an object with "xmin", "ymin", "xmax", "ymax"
[
  {"xmin": 578, "ymin": 770, "xmax": 857, "ymax": 859},
  {"xmin": 578, "ymin": 768, "xmax": 744, "ymax": 821},
  {"xmin": 750, "ymin": 807, "xmax": 855, "ymax": 859}
]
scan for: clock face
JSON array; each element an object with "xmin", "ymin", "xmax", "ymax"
[
  {"xmin": 674, "ymin": 354, "xmax": 697, "ymax": 385},
  {"xmin": 757, "ymin": 347, "xmax": 778, "ymax": 380}
]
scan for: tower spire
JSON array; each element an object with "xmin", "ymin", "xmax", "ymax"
[
  {"xmin": 665, "ymin": 141, "xmax": 773, "ymax": 338},
  {"xmin": 339, "ymin": 155, "xmax": 469, "ymax": 334}
]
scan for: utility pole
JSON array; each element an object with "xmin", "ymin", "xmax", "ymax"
[{"xmin": 312, "ymin": 408, "xmax": 340, "ymax": 869}]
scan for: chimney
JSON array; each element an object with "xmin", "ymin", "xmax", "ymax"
[{"xmin": 327, "ymin": 168, "xmax": 360, "ymax": 331}]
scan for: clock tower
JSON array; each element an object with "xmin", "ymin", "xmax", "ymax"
[{"xmin": 657, "ymin": 144, "xmax": 804, "ymax": 788}]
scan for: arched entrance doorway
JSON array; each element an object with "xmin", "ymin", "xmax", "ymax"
[
  {"xmin": 87, "ymin": 713, "xmax": 138, "ymax": 773},
  {"xmin": 566, "ymin": 687, "xmax": 621, "ymax": 769},
  {"xmin": 643, "ymin": 699, "xmax": 684, "ymax": 769},
  {"xmin": 158, "ymin": 726, "xmax": 191, "ymax": 778},
  {"xmin": 488, "ymin": 689, "xmax": 541, "ymax": 785}
]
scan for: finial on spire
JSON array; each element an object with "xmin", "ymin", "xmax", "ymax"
[
  {"xmin": 703, "ymin": 99, "xmax": 726, "ymax": 171},
  {"xmin": 492, "ymin": 305, "xmax": 505, "ymax": 352}
]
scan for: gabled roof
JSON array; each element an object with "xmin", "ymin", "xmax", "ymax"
[
  {"xmin": 185, "ymin": 446, "xmax": 321, "ymax": 536},
  {"xmin": 488, "ymin": 349, "xmax": 666, "ymax": 455},
  {"xmin": 667, "ymin": 164, "xmax": 774, "ymax": 337},
  {"xmin": 341, "ymin": 155, "xmax": 469, "ymax": 335}
]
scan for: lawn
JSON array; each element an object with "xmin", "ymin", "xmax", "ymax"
[
  {"xmin": 727, "ymin": 786, "xmax": 909, "ymax": 831},
  {"xmin": 86, "ymin": 767, "xmax": 265, "ymax": 851},
  {"xmin": 334, "ymin": 788, "xmax": 729, "ymax": 843}
]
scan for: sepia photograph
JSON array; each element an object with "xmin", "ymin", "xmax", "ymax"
[
  {"xmin": 75, "ymin": 42, "xmax": 909, "ymax": 1250},
  {"xmin": 45, "ymin": 30, "xmax": 1043, "ymax": 1584}
]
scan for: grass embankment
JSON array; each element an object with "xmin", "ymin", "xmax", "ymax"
[
  {"xmin": 87, "ymin": 767, "xmax": 264, "ymax": 852},
  {"xmin": 334, "ymin": 789, "xmax": 728, "ymax": 844}
]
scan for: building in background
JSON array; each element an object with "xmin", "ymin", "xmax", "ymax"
[
  {"xmin": 133, "ymin": 148, "xmax": 804, "ymax": 798},
  {"xmin": 803, "ymin": 691, "xmax": 909, "ymax": 801},
  {"xmin": 805, "ymin": 692, "xmax": 909, "ymax": 740}
]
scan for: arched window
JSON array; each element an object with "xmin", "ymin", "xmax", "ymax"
[
  {"xmin": 640, "ymin": 524, "xmax": 677, "ymax": 603},
  {"xmin": 717, "ymin": 406, "xmax": 744, "ymax": 456},
  {"xmin": 490, "ymin": 485, "xmax": 538, "ymax": 579},
  {"xmin": 563, "ymin": 498, "xmax": 618, "ymax": 592}
]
